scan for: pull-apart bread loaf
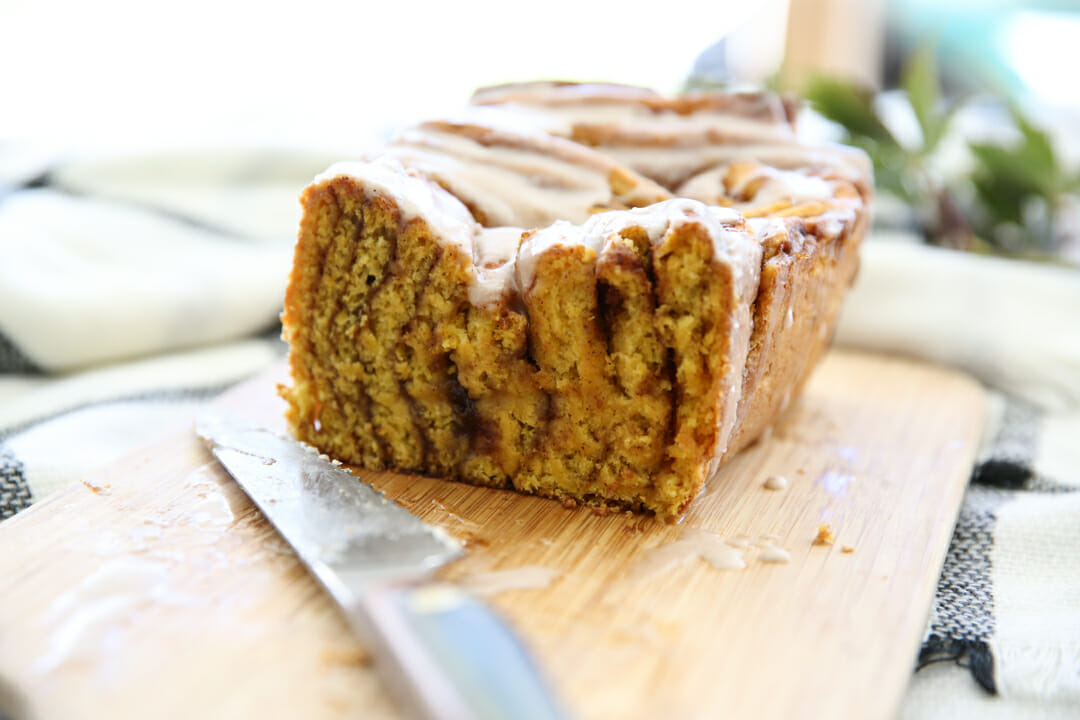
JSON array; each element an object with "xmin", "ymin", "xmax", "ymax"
[{"xmin": 281, "ymin": 83, "xmax": 873, "ymax": 521}]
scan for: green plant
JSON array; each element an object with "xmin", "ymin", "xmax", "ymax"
[
  {"xmin": 968, "ymin": 109, "xmax": 1080, "ymax": 257},
  {"xmin": 805, "ymin": 47, "xmax": 1078, "ymax": 261}
]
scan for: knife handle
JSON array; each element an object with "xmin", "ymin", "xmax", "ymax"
[{"xmin": 350, "ymin": 583, "xmax": 570, "ymax": 720}]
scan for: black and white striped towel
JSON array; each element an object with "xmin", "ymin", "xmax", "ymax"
[
  {"xmin": 1, "ymin": 152, "xmax": 1078, "ymax": 718},
  {"xmin": 0, "ymin": 146, "xmax": 332, "ymax": 515},
  {"xmin": 838, "ymin": 240, "xmax": 1080, "ymax": 718}
]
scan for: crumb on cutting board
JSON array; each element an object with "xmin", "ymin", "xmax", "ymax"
[
  {"xmin": 841, "ymin": 545, "xmax": 855, "ymax": 554},
  {"xmin": 81, "ymin": 478, "xmax": 111, "ymax": 495},
  {"xmin": 813, "ymin": 523, "xmax": 836, "ymax": 546},
  {"xmin": 320, "ymin": 645, "xmax": 372, "ymax": 667}
]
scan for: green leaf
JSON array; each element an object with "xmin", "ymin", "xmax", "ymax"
[
  {"xmin": 902, "ymin": 45, "xmax": 948, "ymax": 153},
  {"xmin": 865, "ymin": 141, "xmax": 919, "ymax": 203},
  {"xmin": 804, "ymin": 76, "xmax": 899, "ymax": 149},
  {"xmin": 971, "ymin": 172, "xmax": 1025, "ymax": 226},
  {"xmin": 1011, "ymin": 106, "xmax": 1060, "ymax": 187},
  {"xmin": 970, "ymin": 141, "xmax": 1053, "ymax": 198}
]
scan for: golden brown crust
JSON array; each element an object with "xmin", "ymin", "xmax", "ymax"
[{"xmin": 725, "ymin": 216, "xmax": 859, "ymax": 457}]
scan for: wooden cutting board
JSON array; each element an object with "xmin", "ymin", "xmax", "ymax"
[{"xmin": 0, "ymin": 349, "xmax": 984, "ymax": 720}]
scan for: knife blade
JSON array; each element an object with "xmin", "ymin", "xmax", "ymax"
[{"xmin": 195, "ymin": 408, "xmax": 568, "ymax": 720}]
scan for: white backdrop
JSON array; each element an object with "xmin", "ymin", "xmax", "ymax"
[{"xmin": 0, "ymin": 0, "xmax": 786, "ymax": 152}]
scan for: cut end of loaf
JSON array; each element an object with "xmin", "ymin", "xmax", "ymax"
[{"xmin": 282, "ymin": 172, "xmax": 763, "ymax": 521}]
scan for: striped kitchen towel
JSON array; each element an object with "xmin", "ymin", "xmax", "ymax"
[
  {"xmin": 838, "ymin": 239, "xmax": 1080, "ymax": 718},
  {"xmin": 0, "ymin": 145, "xmax": 337, "ymax": 516}
]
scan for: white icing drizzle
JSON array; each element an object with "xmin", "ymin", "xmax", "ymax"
[
  {"xmin": 469, "ymin": 226, "xmax": 524, "ymax": 306},
  {"xmin": 314, "ymin": 157, "xmax": 478, "ymax": 255},
  {"xmin": 678, "ymin": 164, "xmax": 835, "ymax": 210},
  {"xmin": 764, "ymin": 474, "xmax": 788, "ymax": 491},
  {"xmin": 467, "ymin": 83, "xmax": 796, "ymax": 148},
  {"xmin": 468, "ymin": 83, "xmax": 870, "ymax": 191},
  {"xmin": 515, "ymin": 198, "xmax": 753, "ymax": 294},
  {"xmin": 746, "ymin": 216, "xmax": 788, "ymax": 239},
  {"xmin": 378, "ymin": 121, "xmax": 668, "ymax": 230},
  {"xmin": 316, "ymin": 163, "xmax": 759, "ymax": 310},
  {"xmin": 628, "ymin": 528, "xmax": 747, "ymax": 582},
  {"xmin": 608, "ymin": 142, "xmax": 872, "ymax": 190},
  {"xmin": 514, "ymin": 220, "xmax": 586, "ymax": 296},
  {"xmin": 747, "ymin": 168, "xmax": 833, "ymax": 206},
  {"xmin": 313, "ymin": 159, "xmax": 525, "ymax": 309},
  {"xmin": 468, "ymin": 101, "xmax": 795, "ymax": 147},
  {"xmin": 471, "ymin": 81, "xmax": 664, "ymax": 106},
  {"xmin": 308, "ymin": 84, "xmax": 868, "ymax": 315},
  {"xmin": 758, "ymin": 545, "xmax": 792, "ymax": 564},
  {"xmin": 35, "ymin": 557, "xmax": 175, "ymax": 673},
  {"xmin": 185, "ymin": 464, "xmax": 237, "ymax": 528},
  {"xmin": 473, "ymin": 225, "xmax": 523, "ymax": 268},
  {"xmin": 460, "ymin": 565, "xmax": 561, "ymax": 596},
  {"xmin": 675, "ymin": 165, "xmax": 730, "ymax": 204},
  {"xmin": 814, "ymin": 209, "xmax": 856, "ymax": 239}
]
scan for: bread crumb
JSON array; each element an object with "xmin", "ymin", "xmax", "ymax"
[
  {"xmin": 813, "ymin": 523, "xmax": 835, "ymax": 546},
  {"xmin": 841, "ymin": 545, "xmax": 855, "ymax": 554},
  {"xmin": 320, "ymin": 645, "xmax": 371, "ymax": 667},
  {"xmin": 460, "ymin": 532, "xmax": 490, "ymax": 549},
  {"xmin": 81, "ymin": 479, "xmax": 111, "ymax": 495}
]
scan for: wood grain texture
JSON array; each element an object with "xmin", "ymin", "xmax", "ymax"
[{"xmin": 0, "ymin": 349, "xmax": 984, "ymax": 720}]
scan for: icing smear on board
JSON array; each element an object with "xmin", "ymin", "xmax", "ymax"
[
  {"xmin": 628, "ymin": 528, "xmax": 747, "ymax": 582},
  {"xmin": 460, "ymin": 565, "xmax": 561, "ymax": 596},
  {"xmin": 34, "ymin": 464, "xmax": 268, "ymax": 678},
  {"xmin": 35, "ymin": 558, "xmax": 178, "ymax": 674},
  {"xmin": 628, "ymin": 528, "xmax": 797, "ymax": 581}
]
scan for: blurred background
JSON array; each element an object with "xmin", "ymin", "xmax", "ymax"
[
  {"xmin": 2, "ymin": 0, "xmax": 1078, "ymax": 144},
  {"xmin": 3, "ymin": 0, "xmax": 1079, "ymax": 263}
]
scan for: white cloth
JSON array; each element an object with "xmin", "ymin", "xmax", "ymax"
[
  {"xmin": 50, "ymin": 147, "xmax": 341, "ymax": 241},
  {"xmin": 836, "ymin": 237, "xmax": 1080, "ymax": 411},
  {"xmin": 0, "ymin": 145, "xmax": 335, "ymax": 372},
  {"xmin": 0, "ymin": 190, "xmax": 292, "ymax": 371},
  {"xmin": 0, "ymin": 147, "xmax": 319, "ymax": 508}
]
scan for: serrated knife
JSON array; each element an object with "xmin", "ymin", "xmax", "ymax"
[{"xmin": 195, "ymin": 409, "xmax": 568, "ymax": 720}]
